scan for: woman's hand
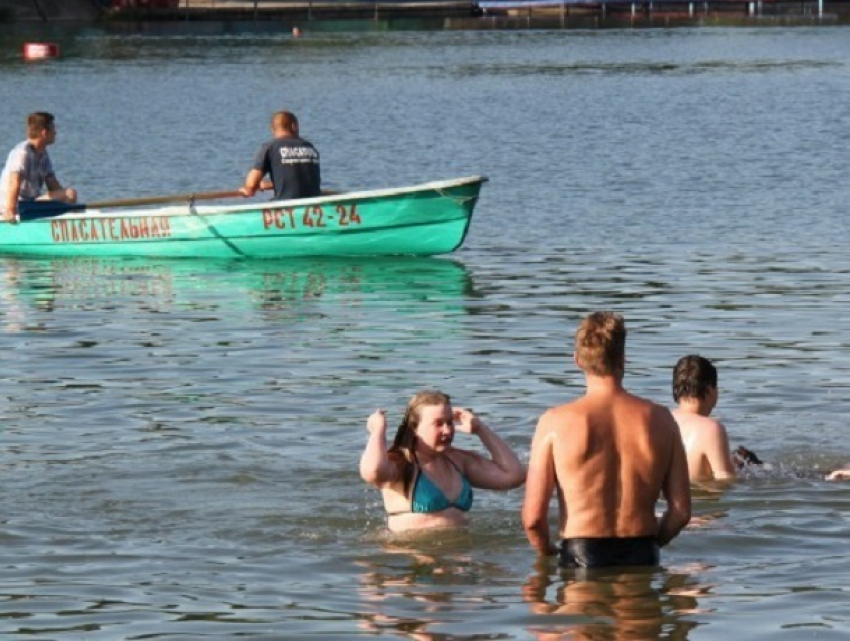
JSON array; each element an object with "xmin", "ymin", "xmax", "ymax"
[
  {"xmin": 453, "ymin": 407, "xmax": 482, "ymax": 435},
  {"xmin": 367, "ymin": 409, "xmax": 387, "ymax": 435},
  {"xmin": 361, "ymin": 408, "xmax": 395, "ymax": 486}
]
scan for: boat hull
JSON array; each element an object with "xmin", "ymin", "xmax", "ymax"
[{"xmin": 3, "ymin": 176, "xmax": 486, "ymax": 259}]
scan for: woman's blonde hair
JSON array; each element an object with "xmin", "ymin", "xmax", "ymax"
[{"xmin": 389, "ymin": 390, "xmax": 451, "ymax": 493}]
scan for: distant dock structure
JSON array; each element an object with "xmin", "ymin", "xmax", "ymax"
[
  {"xmin": 104, "ymin": 0, "xmax": 482, "ymax": 21},
  {"xmin": 473, "ymin": 0, "xmax": 844, "ymax": 27},
  {"xmin": 1, "ymin": 0, "xmax": 848, "ymax": 26}
]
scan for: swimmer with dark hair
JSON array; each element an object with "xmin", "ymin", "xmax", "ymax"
[{"xmin": 671, "ymin": 355, "xmax": 737, "ymax": 482}]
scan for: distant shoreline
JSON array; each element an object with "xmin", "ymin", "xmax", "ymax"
[{"xmin": 2, "ymin": 0, "xmax": 849, "ymax": 27}]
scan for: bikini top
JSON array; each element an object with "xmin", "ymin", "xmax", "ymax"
[{"xmin": 391, "ymin": 454, "xmax": 474, "ymax": 515}]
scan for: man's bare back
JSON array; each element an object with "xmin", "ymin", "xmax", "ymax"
[
  {"xmin": 522, "ymin": 312, "xmax": 691, "ymax": 568},
  {"xmin": 551, "ymin": 385, "xmax": 683, "ymax": 538}
]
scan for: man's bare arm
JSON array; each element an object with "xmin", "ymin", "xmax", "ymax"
[
  {"xmin": 658, "ymin": 416, "xmax": 692, "ymax": 546},
  {"xmin": 240, "ymin": 169, "xmax": 264, "ymax": 197},
  {"xmin": 44, "ymin": 175, "xmax": 62, "ymax": 193},
  {"xmin": 522, "ymin": 416, "xmax": 558, "ymax": 556},
  {"xmin": 44, "ymin": 175, "xmax": 77, "ymax": 204},
  {"xmin": 3, "ymin": 172, "xmax": 21, "ymax": 221}
]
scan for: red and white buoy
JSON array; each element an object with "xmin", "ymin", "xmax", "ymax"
[{"xmin": 22, "ymin": 43, "xmax": 60, "ymax": 62}]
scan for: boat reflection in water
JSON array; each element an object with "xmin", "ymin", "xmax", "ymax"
[{"xmin": 0, "ymin": 255, "xmax": 475, "ymax": 327}]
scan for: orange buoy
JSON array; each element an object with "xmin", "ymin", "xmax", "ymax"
[{"xmin": 22, "ymin": 43, "xmax": 60, "ymax": 62}]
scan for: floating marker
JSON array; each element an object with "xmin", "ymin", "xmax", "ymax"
[{"xmin": 23, "ymin": 43, "xmax": 60, "ymax": 61}]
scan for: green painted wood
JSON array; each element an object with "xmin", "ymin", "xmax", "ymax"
[{"xmin": 2, "ymin": 176, "xmax": 486, "ymax": 259}]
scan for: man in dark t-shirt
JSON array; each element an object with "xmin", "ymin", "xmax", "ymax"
[{"xmin": 239, "ymin": 111, "xmax": 321, "ymax": 200}]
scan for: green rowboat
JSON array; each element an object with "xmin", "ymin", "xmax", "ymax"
[{"xmin": 6, "ymin": 175, "xmax": 486, "ymax": 259}]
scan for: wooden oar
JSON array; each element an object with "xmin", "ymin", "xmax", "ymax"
[
  {"xmin": 88, "ymin": 189, "xmax": 243, "ymax": 209},
  {"xmin": 17, "ymin": 189, "xmax": 244, "ymax": 221},
  {"xmin": 15, "ymin": 186, "xmax": 343, "ymax": 222}
]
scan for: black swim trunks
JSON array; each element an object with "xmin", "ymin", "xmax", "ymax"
[{"xmin": 559, "ymin": 537, "xmax": 660, "ymax": 569}]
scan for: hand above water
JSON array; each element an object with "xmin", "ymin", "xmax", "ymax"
[
  {"xmin": 366, "ymin": 409, "xmax": 387, "ymax": 435},
  {"xmin": 453, "ymin": 407, "xmax": 482, "ymax": 435}
]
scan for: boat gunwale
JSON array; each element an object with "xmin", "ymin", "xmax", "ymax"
[{"xmin": 37, "ymin": 175, "xmax": 489, "ymax": 221}]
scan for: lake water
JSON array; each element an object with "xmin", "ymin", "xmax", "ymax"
[{"xmin": 1, "ymin": 24, "xmax": 850, "ymax": 640}]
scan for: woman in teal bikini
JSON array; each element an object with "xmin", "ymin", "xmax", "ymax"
[{"xmin": 360, "ymin": 390, "xmax": 526, "ymax": 533}]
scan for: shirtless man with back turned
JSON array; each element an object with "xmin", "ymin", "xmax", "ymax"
[{"xmin": 522, "ymin": 311, "xmax": 691, "ymax": 568}]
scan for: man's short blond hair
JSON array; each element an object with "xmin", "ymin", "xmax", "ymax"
[{"xmin": 575, "ymin": 311, "xmax": 626, "ymax": 377}]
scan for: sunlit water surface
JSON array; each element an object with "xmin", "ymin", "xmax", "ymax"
[{"xmin": 0, "ymin": 26, "xmax": 849, "ymax": 640}]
